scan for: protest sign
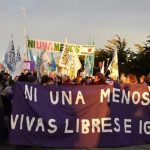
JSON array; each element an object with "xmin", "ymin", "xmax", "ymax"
[{"xmin": 10, "ymin": 82, "xmax": 150, "ymax": 147}]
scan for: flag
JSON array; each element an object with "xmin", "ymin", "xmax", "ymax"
[
  {"xmin": 36, "ymin": 50, "xmax": 46, "ymax": 80},
  {"xmin": 84, "ymin": 55, "xmax": 94, "ymax": 76},
  {"xmin": 42, "ymin": 51, "xmax": 49, "ymax": 64},
  {"xmin": 107, "ymin": 49, "xmax": 119, "ymax": 80},
  {"xmin": 73, "ymin": 48, "xmax": 82, "ymax": 78},
  {"xmin": 36, "ymin": 53, "xmax": 40, "ymax": 70},
  {"xmin": 84, "ymin": 55, "xmax": 90, "ymax": 76},
  {"xmin": 12, "ymin": 60, "xmax": 24, "ymax": 79},
  {"xmin": 41, "ymin": 51, "xmax": 50, "ymax": 72},
  {"xmin": 50, "ymin": 52, "xmax": 56, "ymax": 72},
  {"xmin": 16, "ymin": 46, "xmax": 21, "ymax": 64},
  {"xmin": 29, "ymin": 49, "xmax": 34, "ymax": 62},
  {"xmin": 3, "ymin": 35, "xmax": 16, "ymax": 73},
  {"xmin": 89, "ymin": 55, "xmax": 94, "ymax": 76},
  {"xmin": 59, "ymin": 40, "xmax": 70, "ymax": 69},
  {"xmin": 100, "ymin": 61, "xmax": 105, "ymax": 75},
  {"xmin": 36, "ymin": 58, "xmax": 41, "ymax": 82},
  {"xmin": 69, "ymin": 48, "xmax": 81, "ymax": 79},
  {"xmin": 36, "ymin": 53, "xmax": 42, "ymax": 82}
]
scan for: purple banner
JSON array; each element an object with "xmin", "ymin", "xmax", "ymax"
[
  {"xmin": 23, "ymin": 61, "xmax": 35, "ymax": 71},
  {"xmin": 9, "ymin": 82, "xmax": 150, "ymax": 147}
]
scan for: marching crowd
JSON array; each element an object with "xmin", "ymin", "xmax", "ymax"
[{"xmin": 0, "ymin": 70, "xmax": 150, "ymax": 143}]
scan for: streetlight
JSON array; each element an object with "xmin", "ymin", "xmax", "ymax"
[{"xmin": 22, "ymin": 7, "xmax": 28, "ymax": 60}]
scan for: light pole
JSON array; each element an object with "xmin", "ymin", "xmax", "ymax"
[{"xmin": 22, "ymin": 7, "xmax": 28, "ymax": 60}]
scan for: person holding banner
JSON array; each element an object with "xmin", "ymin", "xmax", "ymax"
[
  {"xmin": 62, "ymin": 74, "xmax": 71, "ymax": 85},
  {"xmin": 93, "ymin": 72, "xmax": 106, "ymax": 85},
  {"xmin": 120, "ymin": 73, "xmax": 127, "ymax": 83},
  {"xmin": 126, "ymin": 74, "xmax": 138, "ymax": 84},
  {"xmin": 139, "ymin": 75, "xmax": 147, "ymax": 84},
  {"xmin": 146, "ymin": 73, "xmax": 150, "ymax": 85}
]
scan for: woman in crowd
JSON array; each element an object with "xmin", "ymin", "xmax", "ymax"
[
  {"xmin": 146, "ymin": 73, "xmax": 150, "ymax": 86},
  {"xmin": 139, "ymin": 75, "xmax": 147, "ymax": 84},
  {"xmin": 93, "ymin": 72, "xmax": 106, "ymax": 85},
  {"xmin": 120, "ymin": 73, "xmax": 127, "ymax": 83},
  {"xmin": 126, "ymin": 74, "xmax": 138, "ymax": 84}
]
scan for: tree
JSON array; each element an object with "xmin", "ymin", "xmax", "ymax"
[
  {"xmin": 134, "ymin": 36, "xmax": 150, "ymax": 76},
  {"xmin": 102, "ymin": 35, "xmax": 132, "ymax": 75},
  {"xmin": 94, "ymin": 48, "xmax": 111, "ymax": 74},
  {"xmin": 94, "ymin": 35, "xmax": 150, "ymax": 78}
]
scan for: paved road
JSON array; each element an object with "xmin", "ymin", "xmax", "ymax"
[{"xmin": 0, "ymin": 144, "xmax": 150, "ymax": 150}]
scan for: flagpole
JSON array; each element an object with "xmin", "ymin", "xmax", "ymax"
[
  {"xmin": 22, "ymin": 7, "xmax": 28, "ymax": 60},
  {"xmin": 117, "ymin": 50, "xmax": 119, "ymax": 84}
]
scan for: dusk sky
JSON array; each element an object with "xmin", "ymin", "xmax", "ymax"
[{"xmin": 0, "ymin": 0, "xmax": 150, "ymax": 60}]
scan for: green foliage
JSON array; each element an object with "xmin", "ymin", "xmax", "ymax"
[{"xmin": 94, "ymin": 35, "xmax": 150, "ymax": 77}]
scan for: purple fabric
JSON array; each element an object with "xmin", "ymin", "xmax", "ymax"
[
  {"xmin": 24, "ymin": 61, "xmax": 35, "ymax": 71},
  {"xmin": 9, "ymin": 82, "xmax": 150, "ymax": 147}
]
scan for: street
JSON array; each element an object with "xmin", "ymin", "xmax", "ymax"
[{"xmin": 0, "ymin": 144, "xmax": 150, "ymax": 150}]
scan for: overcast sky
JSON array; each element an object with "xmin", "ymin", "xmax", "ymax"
[{"xmin": 0, "ymin": 0, "xmax": 150, "ymax": 60}]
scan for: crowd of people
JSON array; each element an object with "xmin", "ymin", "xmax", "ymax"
[
  {"xmin": 119, "ymin": 73, "xmax": 150, "ymax": 85},
  {"xmin": 0, "ymin": 69, "xmax": 150, "ymax": 144}
]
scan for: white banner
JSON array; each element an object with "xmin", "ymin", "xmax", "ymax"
[{"xmin": 27, "ymin": 38, "xmax": 95, "ymax": 55}]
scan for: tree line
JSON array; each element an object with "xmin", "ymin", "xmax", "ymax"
[{"xmin": 94, "ymin": 35, "xmax": 150, "ymax": 77}]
